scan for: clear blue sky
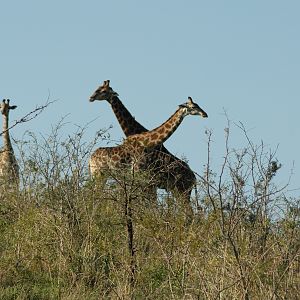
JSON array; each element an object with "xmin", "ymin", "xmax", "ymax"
[{"xmin": 1, "ymin": 1, "xmax": 299, "ymax": 195}]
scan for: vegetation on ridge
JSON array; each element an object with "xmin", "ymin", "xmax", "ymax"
[{"xmin": 0, "ymin": 121, "xmax": 299, "ymax": 300}]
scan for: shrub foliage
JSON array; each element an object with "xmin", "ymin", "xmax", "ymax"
[{"xmin": 0, "ymin": 123, "xmax": 299, "ymax": 300}]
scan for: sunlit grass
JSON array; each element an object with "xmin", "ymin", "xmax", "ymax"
[{"xmin": 0, "ymin": 124, "xmax": 299, "ymax": 299}]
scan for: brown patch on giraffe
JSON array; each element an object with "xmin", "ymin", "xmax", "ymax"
[
  {"xmin": 158, "ymin": 127, "xmax": 165, "ymax": 134},
  {"xmin": 127, "ymin": 125, "xmax": 134, "ymax": 133},
  {"xmin": 165, "ymin": 123, "xmax": 172, "ymax": 129},
  {"xmin": 151, "ymin": 133, "xmax": 159, "ymax": 140},
  {"xmin": 158, "ymin": 134, "xmax": 165, "ymax": 142},
  {"xmin": 111, "ymin": 148, "xmax": 119, "ymax": 154},
  {"xmin": 111, "ymin": 155, "xmax": 119, "ymax": 162}
]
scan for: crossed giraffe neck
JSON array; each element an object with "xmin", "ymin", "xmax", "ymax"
[
  {"xmin": 124, "ymin": 97, "xmax": 208, "ymax": 148},
  {"xmin": 90, "ymin": 80, "xmax": 208, "ymax": 146},
  {"xmin": 89, "ymin": 80, "xmax": 208, "ymax": 206}
]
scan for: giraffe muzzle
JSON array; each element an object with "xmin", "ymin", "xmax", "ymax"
[{"xmin": 200, "ymin": 111, "xmax": 208, "ymax": 118}]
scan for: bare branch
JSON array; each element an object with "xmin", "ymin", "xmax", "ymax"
[{"xmin": 0, "ymin": 98, "xmax": 55, "ymax": 136}]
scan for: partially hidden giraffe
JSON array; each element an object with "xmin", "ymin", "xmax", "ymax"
[
  {"xmin": 0, "ymin": 99, "xmax": 19, "ymax": 189},
  {"xmin": 89, "ymin": 94, "xmax": 208, "ymax": 206},
  {"xmin": 89, "ymin": 80, "xmax": 204, "ymax": 201}
]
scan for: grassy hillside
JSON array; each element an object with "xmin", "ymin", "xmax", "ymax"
[{"xmin": 0, "ymin": 125, "xmax": 299, "ymax": 299}]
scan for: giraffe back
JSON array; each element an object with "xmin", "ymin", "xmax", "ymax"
[{"xmin": 88, "ymin": 143, "xmax": 152, "ymax": 177}]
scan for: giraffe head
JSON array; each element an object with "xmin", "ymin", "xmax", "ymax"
[
  {"xmin": 1, "ymin": 99, "xmax": 17, "ymax": 116},
  {"xmin": 89, "ymin": 80, "xmax": 119, "ymax": 102},
  {"xmin": 179, "ymin": 97, "xmax": 208, "ymax": 118}
]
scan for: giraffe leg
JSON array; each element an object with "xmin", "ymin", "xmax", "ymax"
[
  {"xmin": 144, "ymin": 184, "xmax": 157, "ymax": 207},
  {"xmin": 171, "ymin": 187, "xmax": 194, "ymax": 225},
  {"xmin": 90, "ymin": 171, "xmax": 109, "ymax": 194},
  {"xmin": 182, "ymin": 190, "xmax": 194, "ymax": 225}
]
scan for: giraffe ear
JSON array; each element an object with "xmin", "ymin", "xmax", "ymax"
[{"xmin": 9, "ymin": 105, "xmax": 17, "ymax": 110}]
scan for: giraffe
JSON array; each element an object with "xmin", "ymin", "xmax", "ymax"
[
  {"xmin": 89, "ymin": 80, "xmax": 203, "ymax": 203},
  {"xmin": 0, "ymin": 99, "xmax": 19, "ymax": 189},
  {"xmin": 89, "ymin": 96, "xmax": 208, "ymax": 212}
]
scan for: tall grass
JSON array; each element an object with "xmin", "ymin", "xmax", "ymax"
[{"xmin": 0, "ymin": 122, "xmax": 299, "ymax": 299}]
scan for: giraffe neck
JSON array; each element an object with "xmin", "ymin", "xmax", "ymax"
[
  {"xmin": 127, "ymin": 108, "xmax": 186, "ymax": 148},
  {"xmin": 109, "ymin": 95, "xmax": 148, "ymax": 136},
  {"xmin": 2, "ymin": 115, "xmax": 13, "ymax": 151}
]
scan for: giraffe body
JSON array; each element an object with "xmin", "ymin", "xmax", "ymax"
[
  {"xmin": 89, "ymin": 80, "xmax": 204, "ymax": 200},
  {"xmin": 89, "ymin": 144, "xmax": 149, "ymax": 175},
  {"xmin": 0, "ymin": 99, "xmax": 19, "ymax": 189}
]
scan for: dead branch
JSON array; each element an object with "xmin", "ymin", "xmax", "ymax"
[
  {"xmin": 0, "ymin": 98, "xmax": 55, "ymax": 136},
  {"xmin": 0, "ymin": 99, "xmax": 57, "ymax": 136}
]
